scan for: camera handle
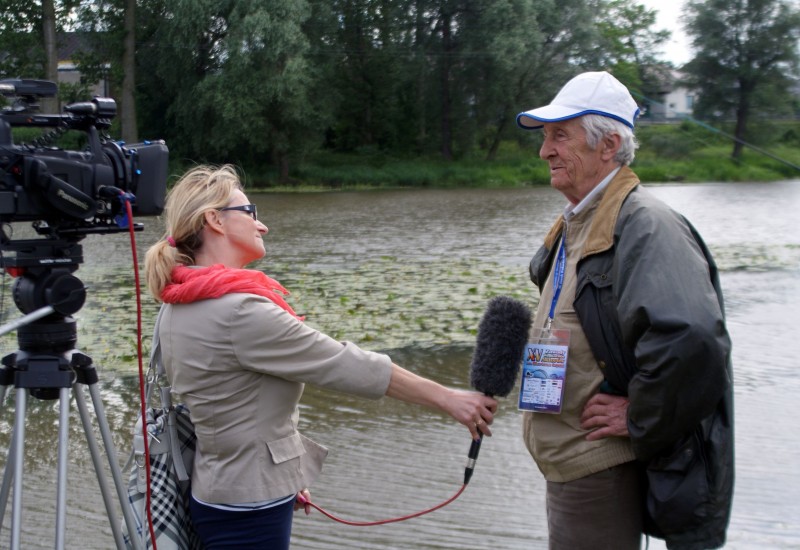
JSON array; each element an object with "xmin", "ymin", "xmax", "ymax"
[{"xmin": 0, "ymin": 272, "xmax": 141, "ymax": 549}]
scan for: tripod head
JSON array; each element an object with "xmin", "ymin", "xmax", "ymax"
[{"xmin": 0, "ymin": 228, "xmax": 96, "ymax": 399}]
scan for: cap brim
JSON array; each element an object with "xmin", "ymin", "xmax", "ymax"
[
  {"xmin": 516, "ymin": 107, "xmax": 637, "ymax": 130},
  {"xmin": 516, "ymin": 105, "xmax": 584, "ymax": 129}
]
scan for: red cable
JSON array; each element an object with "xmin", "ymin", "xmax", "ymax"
[
  {"xmin": 297, "ymin": 484, "xmax": 467, "ymax": 526},
  {"xmin": 125, "ymin": 198, "xmax": 159, "ymax": 549}
]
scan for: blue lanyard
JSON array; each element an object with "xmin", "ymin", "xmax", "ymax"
[{"xmin": 547, "ymin": 236, "xmax": 567, "ymax": 327}]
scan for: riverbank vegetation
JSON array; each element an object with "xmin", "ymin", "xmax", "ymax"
[{"xmin": 244, "ymin": 120, "xmax": 800, "ymax": 190}]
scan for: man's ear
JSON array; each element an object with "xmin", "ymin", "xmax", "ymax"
[{"xmin": 601, "ymin": 133, "xmax": 622, "ymax": 161}]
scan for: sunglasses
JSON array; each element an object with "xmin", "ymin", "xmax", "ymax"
[{"xmin": 218, "ymin": 204, "xmax": 258, "ymax": 220}]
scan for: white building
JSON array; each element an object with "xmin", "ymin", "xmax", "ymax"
[
  {"xmin": 644, "ymin": 69, "xmax": 695, "ymax": 120},
  {"xmin": 661, "ymin": 85, "xmax": 695, "ymax": 119}
]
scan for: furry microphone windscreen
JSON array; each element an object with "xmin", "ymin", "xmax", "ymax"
[{"xmin": 469, "ymin": 296, "xmax": 532, "ymax": 397}]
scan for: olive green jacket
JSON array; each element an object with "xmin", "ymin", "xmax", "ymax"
[{"xmin": 530, "ymin": 166, "xmax": 734, "ymax": 549}]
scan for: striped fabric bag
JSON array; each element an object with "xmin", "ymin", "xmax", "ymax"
[
  {"xmin": 123, "ymin": 304, "xmax": 203, "ymax": 549},
  {"xmin": 123, "ymin": 403, "xmax": 202, "ymax": 549}
]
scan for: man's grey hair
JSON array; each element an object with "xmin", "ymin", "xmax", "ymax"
[{"xmin": 580, "ymin": 114, "xmax": 639, "ymax": 166}]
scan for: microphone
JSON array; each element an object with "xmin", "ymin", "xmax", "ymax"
[{"xmin": 464, "ymin": 296, "xmax": 532, "ymax": 484}]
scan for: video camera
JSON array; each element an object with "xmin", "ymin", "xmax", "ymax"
[
  {"xmin": 0, "ymin": 78, "xmax": 168, "ymax": 235},
  {"xmin": 0, "ymin": 78, "xmax": 168, "ymax": 323}
]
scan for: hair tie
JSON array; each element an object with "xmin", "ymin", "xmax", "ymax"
[{"xmin": 166, "ymin": 236, "xmax": 177, "ymax": 248}]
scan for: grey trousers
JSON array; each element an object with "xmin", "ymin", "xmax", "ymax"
[{"xmin": 546, "ymin": 461, "xmax": 643, "ymax": 550}]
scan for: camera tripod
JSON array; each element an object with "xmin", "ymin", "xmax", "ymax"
[{"xmin": 0, "ymin": 236, "xmax": 141, "ymax": 550}]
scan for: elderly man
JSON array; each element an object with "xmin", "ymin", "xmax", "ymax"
[{"xmin": 516, "ymin": 71, "xmax": 734, "ymax": 550}]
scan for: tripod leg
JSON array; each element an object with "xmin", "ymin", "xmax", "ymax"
[
  {"xmin": 9, "ymin": 389, "xmax": 27, "ymax": 550},
  {"xmin": 74, "ymin": 384, "xmax": 128, "ymax": 550},
  {"xmin": 55, "ymin": 386, "xmax": 70, "ymax": 550},
  {"xmin": 0, "ymin": 370, "xmax": 11, "ymax": 529},
  {"xmin": 0, "ymin": 425, "xmax": 16, "ymax": 528},
  {"xmin": 87, "ymin": 383, "xmax": 143, "ymax": 550}
]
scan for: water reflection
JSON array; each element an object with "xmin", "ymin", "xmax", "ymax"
[{"xmin": 0, "ymin": 181, "xmax": 799, "ymax": 548}]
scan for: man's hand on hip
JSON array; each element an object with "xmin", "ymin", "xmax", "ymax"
[{"xmin": 580, "ymin": 393, "xmax": 630, "ymax": 440}]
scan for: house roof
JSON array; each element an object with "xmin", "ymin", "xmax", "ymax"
[{"xmin": 57, "ymin": 32, "xmax": 101, "ymax": 62}]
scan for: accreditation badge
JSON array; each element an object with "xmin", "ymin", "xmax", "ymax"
[{"xmin": 518, "ymin": 328, "xmax": 570, "ymax": 414}]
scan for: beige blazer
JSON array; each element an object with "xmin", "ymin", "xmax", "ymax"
[{"xmin": 159, "ymin": 293, "xmax": 393, "ymax": 504}]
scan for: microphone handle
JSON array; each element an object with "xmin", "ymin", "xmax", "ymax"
[
  {"xmin": 464, "ymin": 388, "xmax": 493, "ymax": 485},
  {"xmin": 463, "ymin": 428, "xmax": 483, "ymax": 485}
]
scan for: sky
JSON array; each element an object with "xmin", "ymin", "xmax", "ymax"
[{"xmin": 637, "ymin": 0, "xmax": 692, "ymax": 66}]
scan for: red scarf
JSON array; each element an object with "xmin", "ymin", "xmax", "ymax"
[{"xmin": 161, "ymin": 264, "xmax": 304, "ymax": 320}]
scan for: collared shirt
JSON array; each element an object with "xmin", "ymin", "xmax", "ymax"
[{"xmin": 564, "ymin": 165, "xmax": 622, "ymax": 221}]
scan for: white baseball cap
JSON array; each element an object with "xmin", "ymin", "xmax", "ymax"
[{"xmin": 516, "ymin": 71, "xmax": 640, "ymax": 130}]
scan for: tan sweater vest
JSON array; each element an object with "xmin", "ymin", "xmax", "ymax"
[{"xmin": 522, "ymin": 195, "xmax": 635, "ymax": 482}]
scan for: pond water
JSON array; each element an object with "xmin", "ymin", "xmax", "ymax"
[{"xmin": 0, "ymin": 180, "xmax": 798, "ymax": 549}]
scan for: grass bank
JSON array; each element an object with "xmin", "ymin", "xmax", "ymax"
[{"xmin": 252, "ymin": 119, "xmax": 800, "ymax": 190}]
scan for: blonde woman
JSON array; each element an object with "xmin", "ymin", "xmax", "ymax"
[{"xmin": 144, "ymin": 165, "xmax": 497, "ymax": 549}]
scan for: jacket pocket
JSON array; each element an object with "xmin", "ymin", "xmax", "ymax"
[
  {"xmin": 266, "ymin": 433, "xmax": 306, "ymax": 464},
  {"xmin": 645, "ymin": 427, "xmax": 711, "ymax": 537},
  {"xmin": 574, "ymin": 265, "xmax": 637, "ymax": 395}
]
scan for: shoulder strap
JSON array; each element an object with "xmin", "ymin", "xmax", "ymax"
[
  {"xmin": 149, "ymin": 305, "xmax": 191, "ymax": 483},
  {"xmin": 145, "ymin": 304, "xmax": 167, "ymax": 404}
]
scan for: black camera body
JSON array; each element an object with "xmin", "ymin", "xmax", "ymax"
[
  {"xmin": 0, "ymin": 81, "xmax": 170, "ymax": 402},
  {"xmin": 0, "ymin": 78, "xmax": 169, "ymax": 327},
  {"xmin": 0, "ymin": 78, "xmax": 168, "ymax": 230}
]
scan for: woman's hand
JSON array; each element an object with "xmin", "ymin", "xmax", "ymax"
[
  {"xmin": 294, "ymin": 489, "xmax": 311, "ymax": 515},
  {"xmin": 443, "ymin": 389, "xmax": 498, "ymax": 440}
]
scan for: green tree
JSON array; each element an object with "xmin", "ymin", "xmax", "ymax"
[
  {"xmin": 321, "ymin": 0, "xmax": 412, "ymax": 152},
  {"xmin": 1, "ymin": 0, "xmax": 681, "ymax": 179},
  {"xmin": 315, "ymin": 0, "xmax": 655, "ymax": 162},
  {"xmin": 70, "ymin": 0, "xmax": 149, "ymax": 141},
  {"xmin": 0, "ymin": 0, "xmax": 78, "ymax": 111},
  {"xmin": 142, "ymin": 0, "xmax": 330, "ymax": 182},
  {"xmin": 432, "ymin": 0, "xmax": 462, "ymax": 160},
  {"xmin": 119, "ymin": 0, "xmax": 137, "ymax": 143},
  {"xmin": 41, "ymin": 0, "xmax": 58, "ymax": 113},
  {"xmin": 491, "ymin": 0, "xmax": 598, "ymax": 155},
  {"xmin": 458, "ymin": 0, "xmax": 595, "ymax": 160},
  {"xmin": 405, "ymin": 0, "xmax": 591, "ymax": 161},
  {"xmin": 589, "ymin": 0, "xmax": 671, "ymax": 107},
  {"xmin": 0, "ymin": 2, "xmax": 42, "ymax": 80},
  {"xmin": 683, "ymin": 0, "xmax": 800, "ymax": 160},
  {"xmin": 455, "ymin": 0, "xmax": 535, "ymax": 160}
]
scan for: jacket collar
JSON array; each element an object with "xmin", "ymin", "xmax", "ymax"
[{"xmin": 543, "ymin": 166, "xmax": 640, "ymax": 258}]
